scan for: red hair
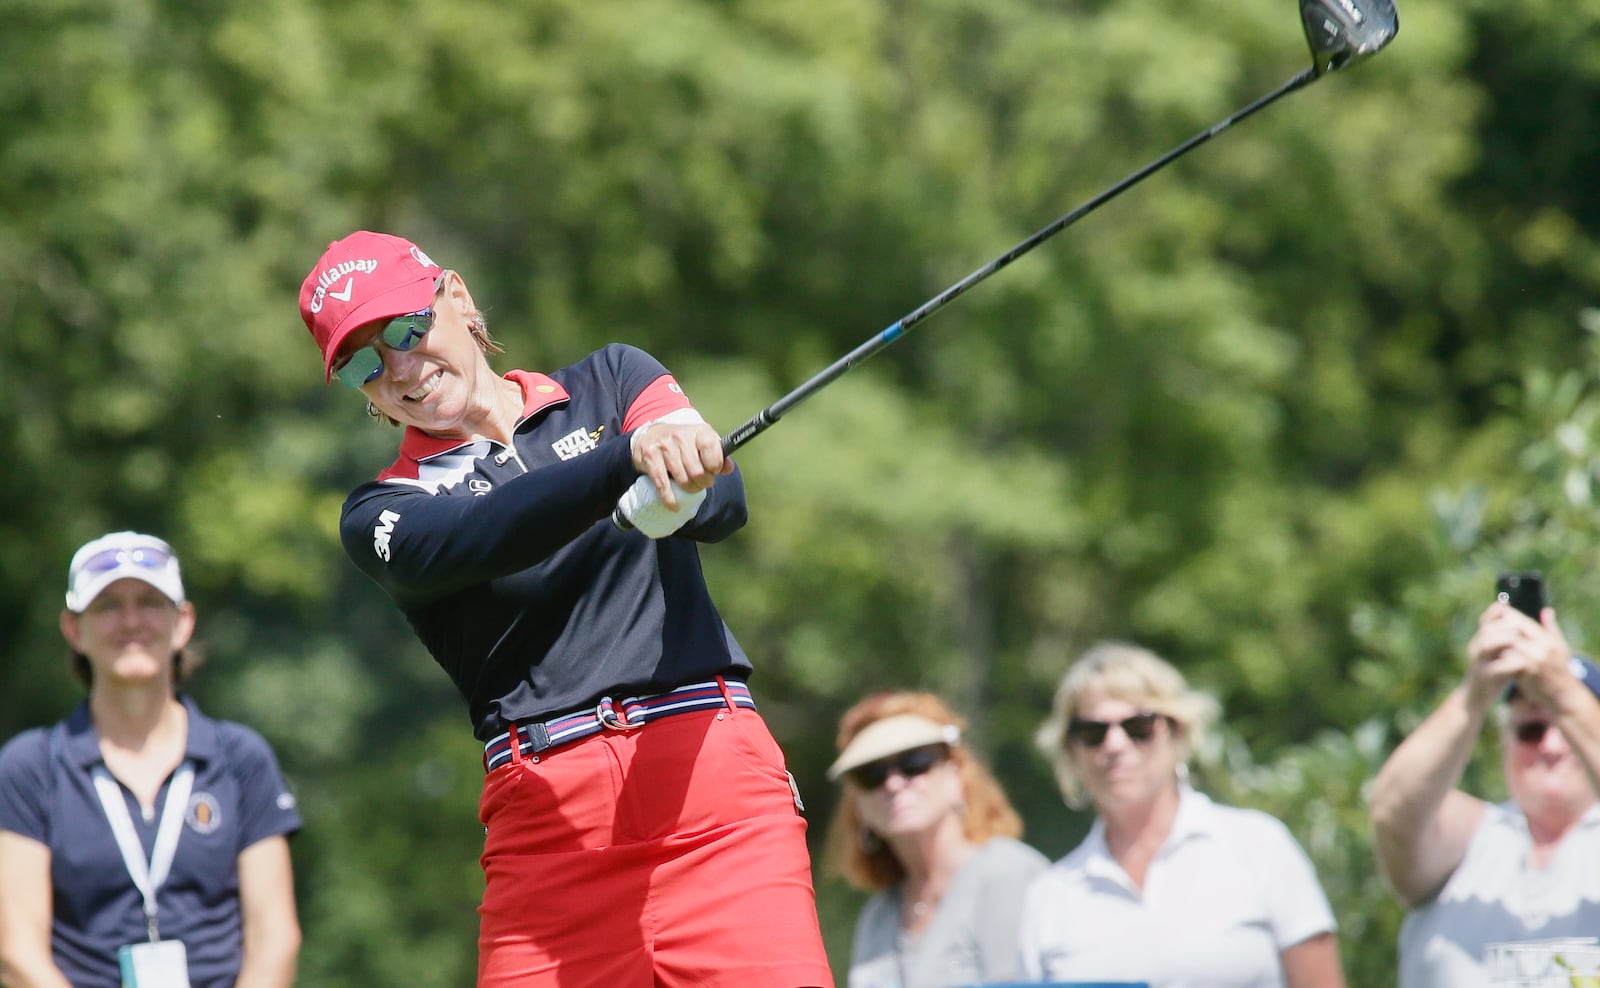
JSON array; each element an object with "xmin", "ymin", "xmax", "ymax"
[{"xmin": 823, "ymin": 691, "xmax": 1025, "ymax": 891}]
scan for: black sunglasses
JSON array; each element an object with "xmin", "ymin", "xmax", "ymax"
[
  {"xmin": 1513, "ymin": 720, "xmax": 1554, "ymax": 746},
  {"xmin": 1066, "ymin": 711, "xmax": 1164, "ymax": 748},
  {"xmin": 847, "ymin": 745, "xmax": 949, "ymax": 790}
]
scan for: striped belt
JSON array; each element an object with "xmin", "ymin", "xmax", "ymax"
[{"xmin": 483, "ymin": 678, "xmax": 755, "ymax": 772}]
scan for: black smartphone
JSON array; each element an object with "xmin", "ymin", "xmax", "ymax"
[{"xmin": 1496, "ymin": 571, "xmax": 1546, "ymax": 619}]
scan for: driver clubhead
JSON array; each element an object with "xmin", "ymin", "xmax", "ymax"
[{"xmin": 1301, "ymin": 0, "xmax": 1398, "ymax": 76}]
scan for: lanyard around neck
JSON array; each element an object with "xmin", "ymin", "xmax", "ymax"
[{"xmin": 91, "ymin": 761, "xmax": 195, "ymax": 943}]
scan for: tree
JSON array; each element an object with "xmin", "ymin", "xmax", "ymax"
[{"xmin": 2, "ymin": 0, "xmax": 1598, "ymax": 982}]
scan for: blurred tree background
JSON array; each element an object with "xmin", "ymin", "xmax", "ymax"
[{"xmin": 2, "ymin": 0, "xmax": 1598, "ymax": 983}]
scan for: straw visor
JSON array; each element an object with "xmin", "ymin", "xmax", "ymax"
[{"xmin": 828, "ymin": 713, "xmax": 962, "ymax": 781}]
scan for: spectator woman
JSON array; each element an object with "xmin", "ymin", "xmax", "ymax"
[
  {"xmin": 0, "ymin": 532, "xmax": 302, "ymax": 988},
  {"xmin": 1369, "ymin": 598, "xmax": 1600, "ymax": 986},
  {"xmin": 1017, "ymin": 641, "xmax": 1344, "ymax": 988},
  {"xmin": 825, "ymin": 691, "xmax": 1048, "ymax": 988}
]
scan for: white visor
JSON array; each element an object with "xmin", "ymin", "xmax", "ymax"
[{"xmin": 828, "ymin": 714, "xmax": 961, "ymax": 781}]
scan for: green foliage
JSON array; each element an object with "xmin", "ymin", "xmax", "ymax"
[{"xmin": 2, "ymin": 0, "xmax": 1600, "ymax": 983}]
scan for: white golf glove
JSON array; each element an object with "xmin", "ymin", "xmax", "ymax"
[{"xmin": 615, "ymin": 474, "xmax": 707, "ymax": 539}]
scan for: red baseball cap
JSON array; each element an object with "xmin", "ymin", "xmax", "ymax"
[{"xmin": 299, "ymin": 231, "xmax": 442, "ymax": 381}]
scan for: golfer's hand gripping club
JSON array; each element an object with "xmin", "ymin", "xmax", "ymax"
[
  {"xmin": 612, "ymin": 418, "xmax": 724, "ymax": 535},
  {"xmin": 614, "ymin": 474, "xmax": 707, "ymax": 538}
]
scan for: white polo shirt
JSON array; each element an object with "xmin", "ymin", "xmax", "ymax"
[{"xmin": 1016, "ymin": 787, "xmax": 1336, "ymax": 988}]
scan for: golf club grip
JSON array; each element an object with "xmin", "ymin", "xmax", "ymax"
[
  {"xmin": 612, "ymin": 423, "xmax": 758, "ymax": 531},
  {"xmin": 721, "ymin": 412, "xmax": 773, "ymax": 455}
]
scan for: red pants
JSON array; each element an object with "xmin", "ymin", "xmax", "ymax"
[{"xmin": 476, "ymin": 702, "xmax": 834, "ymax": 987}]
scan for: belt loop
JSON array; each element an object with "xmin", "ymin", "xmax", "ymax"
[
  {"xmin": 507, "ymin": 722, "xmax": 525, "ymax": 766},
  {"xmin": 715, "ymin": 675, "xmax": 735, "ymax": 711}
]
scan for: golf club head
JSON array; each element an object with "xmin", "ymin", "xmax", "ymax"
[{"xmin": 1301, "ymin": 0, "xmax": 1398, "ymax": 76}]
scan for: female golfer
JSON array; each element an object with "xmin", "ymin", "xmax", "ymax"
[{"xmin": 297, "ymin": 231, "xmax": 831, "ymax": 987}]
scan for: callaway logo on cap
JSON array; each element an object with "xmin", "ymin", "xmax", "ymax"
[{"xmin": 299, "ymin": 231, "xmax": 441, "ymax": 381}]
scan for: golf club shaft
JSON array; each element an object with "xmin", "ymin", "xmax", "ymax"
[{"xmin": 720, "ymin": 66, "xmax": 1319, "ymax": 456}]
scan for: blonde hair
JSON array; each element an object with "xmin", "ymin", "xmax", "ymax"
[
  {"xmin": 1035, "ymin": 640, "xmax": 1220, "ymax": 808},
  {"xmin": 824, "ymin": 691, "xmax": 1024, "ymax": 892}
]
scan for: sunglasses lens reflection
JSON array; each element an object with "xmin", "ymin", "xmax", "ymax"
[
  {"xmin": 382, "ymin": 311, "xmax": 434, "ymax": 351},
  {"xmin": 333, "ymin": 309, "xmax": 435, "ymax": 389},
  {"xmin": 335, "ymin": 349, "xmax": 383, "ymax": 388}
]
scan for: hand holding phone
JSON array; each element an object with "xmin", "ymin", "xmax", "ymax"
[{"xmin": 1496, "ymin": 571, "xmax": 1546, "ymax": 619}]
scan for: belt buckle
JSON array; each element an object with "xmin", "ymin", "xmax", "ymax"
[{"xmin": 595, "ymin": 696, "xmax": 643, "ymax": 732}]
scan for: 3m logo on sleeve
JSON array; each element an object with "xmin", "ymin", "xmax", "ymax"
[
  {"xmin": 551, "ymin": 425, "xmax": 604, "ymax": 461},
  {"xmin": 373, "ymin": 509, "xmax": 401, "ymax": 561}
]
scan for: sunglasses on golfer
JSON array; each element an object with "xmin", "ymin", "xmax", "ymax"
[
  {"xmin": 1066, "ymin": 711, "xmax": 1165, "ymax": 748},
  {"xmin": 847, "ymin": 745, "xmax": 950, "ymax": 790},
  {"xmin": 333, "ymin": 308, "xmax": 436, "ymax": 388},
  {"xmin": 1512, "ymin": 720, "xmax": 1556, "ymax": 746}
]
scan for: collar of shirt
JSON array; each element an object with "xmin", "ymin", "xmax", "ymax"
[
  {"xmin": 1081, "ymin": 785, "xmax": 1214, "ymax": 894},
  {"xmin": 61, "ymin": 695, "xmax": 221, "ymax": 770},
  {"xmin": 393, "ymin": 369, "xmax": 571, "ymax": 465}
]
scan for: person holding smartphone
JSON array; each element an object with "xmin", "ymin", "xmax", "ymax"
[{"xmin": 1369, "ymin": 574, "xmax": 1600, "ymax": 986}]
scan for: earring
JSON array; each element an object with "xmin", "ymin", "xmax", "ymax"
[
  {"xmin": 860, "ymin": 825, "xmax": 883, "ymax": 855},
  {"xmin": 1176, "ymin": 762, "xmax": 1190, "ymax": 785}
]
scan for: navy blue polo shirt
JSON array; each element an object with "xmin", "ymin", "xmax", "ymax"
[
  {"xmin": 339, "ymin": 343, "xmax": 753, "ymax": 740},
  {"xmin": 0, "ymin": 696, "xmax": 301, "ymax": 988}
]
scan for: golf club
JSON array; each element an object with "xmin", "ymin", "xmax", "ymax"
[{"xmin": 617, "ymin": 0, "xmax": 1396, "ymax": 527}]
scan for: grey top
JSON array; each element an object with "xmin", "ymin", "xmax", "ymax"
[
  {"xmin": 1399, "ymin": 800, "xmax": 1600, "ymax": 987},
  {"xmin": 849, "ymin": 836, "xmax": 1050, "ymax": 988}
]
